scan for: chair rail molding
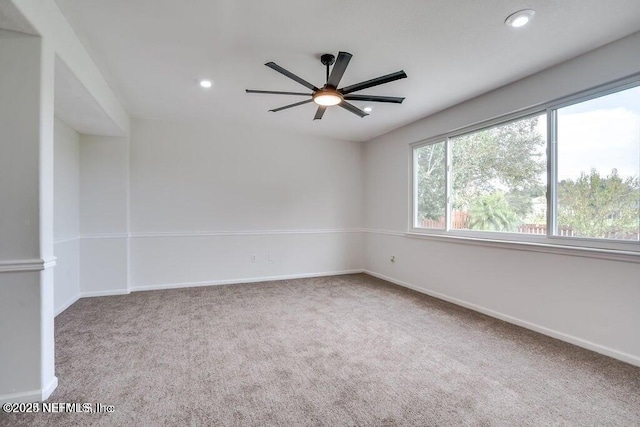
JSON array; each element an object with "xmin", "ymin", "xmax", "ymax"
[{"xmin": 0, "ymin": 257, "xmax": 57, "ymax": 273}]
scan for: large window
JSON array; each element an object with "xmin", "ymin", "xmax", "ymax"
[
  {"xmin": 412, "ymin": 80, "xmax": 640, "ymax": 250},
  {"xmin": 556, "ymin": 88, "xmax": 640, "ymax": 241}
]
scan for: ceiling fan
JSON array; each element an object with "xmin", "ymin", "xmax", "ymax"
[{"xmin": 246, "ymin": 51, "xmax": 407, "ymax": 120}]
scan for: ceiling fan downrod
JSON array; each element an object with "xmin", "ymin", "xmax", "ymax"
[{"xmin": 320, "ymin": 54, "xmax": 336, "ymax": 86}]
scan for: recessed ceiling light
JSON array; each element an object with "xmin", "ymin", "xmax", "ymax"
[
  {"xmin": 199, "ymin": 79, "xmax": 213, "ymax": 88},
  {"xmin": 363, "ymin": 106, "xmax": 373, "ymax": 113},
  {"xmin": 505, "ymin": 9, "xmax": 535, "ymax": 28}
]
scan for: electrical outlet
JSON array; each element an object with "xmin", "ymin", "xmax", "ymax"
[{"xmin": 251, "ymin": 254, "xmax": 257, "ymax": 262}]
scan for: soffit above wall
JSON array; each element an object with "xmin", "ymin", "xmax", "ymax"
[
  {"xmin": 1, "ymin": 1, "xmax": 127, "ymax": 137},
  {"xmin": 55, "ymin": 56, "xmax": 124, "ymax": 137},
  {"xmin": 0, "ymin": 1, "xmax": 37, "ymax": 35}
]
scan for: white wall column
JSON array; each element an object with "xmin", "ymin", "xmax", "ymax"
[{"xmin": 0, "ymin": 31, "xmax": 57, "ymax": 402}]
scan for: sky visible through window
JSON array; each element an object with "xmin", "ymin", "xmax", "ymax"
[{"xmin": 557, "ymin": 86, "xmax": 640, "ymax": 181}]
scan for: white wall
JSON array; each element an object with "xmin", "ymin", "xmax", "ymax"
[
  {"xmin": 53, "ymin": 118, "xmax": 80, "ymax": 315},
  {"xmin": 363, "ymin": 32, "xmax": 640, "ymax": 366},
  {"xmin": 128, "ymin": 118, "xmax": 363, "ymax": 289},
  {"xmin": 0, "ymin": 31, "xmax": 41, "ymax": 261},
  {"xmin": 79, "ymin": 134, "xmax": 130, "ymax": 296}
]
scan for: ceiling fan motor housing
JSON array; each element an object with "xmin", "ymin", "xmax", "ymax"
[{"xmin": 320, "ymin": 54, "xmax": 336, "ymax": 66}]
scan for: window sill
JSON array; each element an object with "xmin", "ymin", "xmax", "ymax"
[{"xmin": 404, "ymin": 231, "xmax": 640, "ymax": 264}]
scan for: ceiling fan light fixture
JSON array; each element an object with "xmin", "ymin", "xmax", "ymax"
[{"xmin": 313, "ymin": 89, "xmax": 343, "ymax": 106}]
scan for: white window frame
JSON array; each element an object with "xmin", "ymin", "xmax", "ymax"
[{"xmin": 409, "ymin": 75, "xmax": 640, "ymax": 259}]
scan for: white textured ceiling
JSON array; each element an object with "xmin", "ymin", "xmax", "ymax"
[{"xmin": 55, "ymin": 0, "xmax": 640, "ymax": 142}]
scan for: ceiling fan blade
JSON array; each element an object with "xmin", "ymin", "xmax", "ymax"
[
  {"xmin": 339, "ymin": 70, "xmax": 407, "ymax": 95},
  {"xmin": 313, "ymin": 106, "xmax": 327, "ymax": 120},
  {"xmin": 327, "ymin": 51, "xmax": 352, "ymax": 88},
  {"xmin": 343, "ymin": 94, "xmax": 405, "ymax": 104},
  {"xmin": 269, "ymin": 99, "xmax": 313, "ymax": 113},
  {"xmin": 339, "ymin": 101, "xmax": 369, "ymax": 118},
  {"xmin": 265, "ymin": 62, "xmax": 319, "ymax": 91},
  {"xmin": 246, "ymin": 89, "xmax": 311, "ymax": 96}
]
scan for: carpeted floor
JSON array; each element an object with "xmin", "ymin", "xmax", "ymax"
[{"xmin": 2, "ymin": 273, "xmax": 640, "ymax": 426}]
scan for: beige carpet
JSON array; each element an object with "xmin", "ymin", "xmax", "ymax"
[{"xmin": 2, "ymin": 273, "xmax": 639, "ymax": 426}]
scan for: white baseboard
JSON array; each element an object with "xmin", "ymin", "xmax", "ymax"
[
  {"xmin": 80, "ymin": 289, "xmax": 130, "ymax": 298},
  {"xmin": 363, "ymin": 270, "xmax": 640, "ymax": 368},
  {"xmin": 70, "ymin": 270, "xmax": 364, "ymax": 301},
  {"xmin": 55, "ymin": 294, "xmax": 81, "ymax": 317},
  {"xmin": 0, "ymin": 376, "xmax": 58, "ymax": 403},
  {"xmin": 131, "ymin": 269, "xmax": 365, "ymax": 292},
  {"xmin": 42, "ymin": 376, "xmax": 58, "ymax": 400}
]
